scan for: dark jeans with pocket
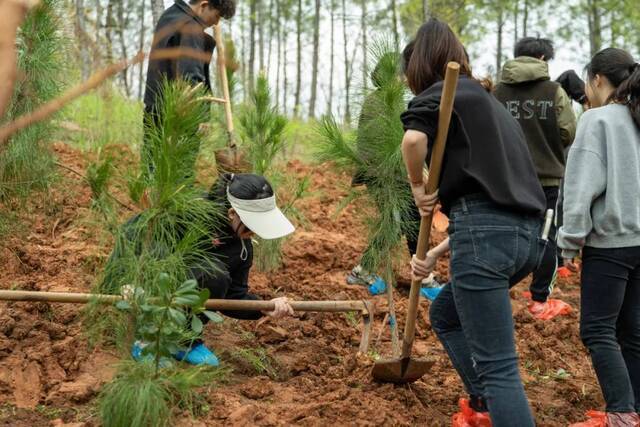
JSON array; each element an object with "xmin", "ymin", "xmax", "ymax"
[
  {"xmin": 429, "ymin": 194, "xmax": 545, "ymax": 427},
  {"xmin": 580, "ymin": 246, "xmax": 640, "ymax": 413},
  {"xmin": 529, "ymin": 186, "xmax": 560, "ymax": 302}
]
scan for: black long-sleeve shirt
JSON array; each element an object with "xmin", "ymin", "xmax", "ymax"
[
  {"xmin": 191, "ymin": 225, "xmax": 263, "ymax": 321},
  {"xmin": 143, "ymin": 0, "xmax": 215, "ymax": 115},
  {"xmin": 401, "ymin": 76, "xmax": 546, "ymax": 217}
]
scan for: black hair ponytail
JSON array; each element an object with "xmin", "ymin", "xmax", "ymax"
[
  {"xmin": 615, "ymin": 63, "xmax": 640, "ymax": 128},
  {"xmin": 587, "ymin": 48, "xmax": 640, "ymax": 128}
]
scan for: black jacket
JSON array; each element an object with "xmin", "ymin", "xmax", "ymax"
[{"xmin": 143, "ymin": 0, "xmax": 215, "ymax": 115}]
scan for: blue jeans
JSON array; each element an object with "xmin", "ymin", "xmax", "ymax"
[
  {"xmin": 430, "ymin": 194, "xmax": 545, "ymax": 427},
  {"xmin": 580, "ymin": 246, "xmax": 640, "ymax": 413}
]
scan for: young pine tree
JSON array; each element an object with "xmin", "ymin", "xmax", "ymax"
[
  {"xmin": 93, "ymin": 81, "xmax": 226, "ymax": 427},
  {"xmin": 0, "ymin": 0, "xmax": 64, "ymax": 205}
]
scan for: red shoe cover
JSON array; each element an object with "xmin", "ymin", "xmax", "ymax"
[
  {"xmin": 557, "ymin": 266, "xmax": 573, "ymax": 278},
  {"xmin": 451, "ymin": 399, "xmax": 492, "ymax": 427},
  {"xmin": 569, "ymin": 410, "xmax": 607, "ymax": 427},
  {"xmin": 522, "ymin": 292, "xmax": 572, "ymax": 320}
]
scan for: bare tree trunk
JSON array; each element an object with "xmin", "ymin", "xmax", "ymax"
[
  {"xmin": 361, "ymin": 0, "xmax": 368, "ymax": 92},
  {"xmin": 391, "ymin": 0, "xmax": 400, "ymax": 50},
  {"xmin": 74, "ymin": 0, "xmax": 91, "ymax": 80},
  {"xmin": 267, "ymin": 0, "xmax": 274, "ymax": 73},
  {"xmin": 294, "ymin": 0, "xmax": 302, "ymax": 115},
  {"xmin": 117, "ymin": 0, "xmax": 131, "ymax": 96},
  {"xmin": 327, "ymin": 0, "xmax": 335, "ymax": 115},
  {"xmin": 496, "ymin": 5, "xmax": 504, "ymax": 79},
  {"xmin": 150, "ymin": 0, "xmax": 163, "ymax": 27},
  {"xmin": 249, "ymin": 0, "xmax": 257, "ymax": 90},
  {"xmin": 309, "ymin": 0, "xmax": 320, "ymax": 118},
  {"xmin": 423, "ymin": 0, "xmax": 429, "ymax": 20},
  {"xmin": 137, "ymin": 0, "xmax": 146, "ymax": 99},
  {"xmin": 106, "ymin": 0, "xmax": 114, "ymax": 63},
  {"xmin": 258, "ymin": 0, "xmax": 264, "ymax": 72},
  {"xmin": 522, "ymin": 0, "xmax": 529, "ymax": 37},
  {"xmin": 514, "ymin": 0, "xmax": 519, "ymax": 46},
  {"xmin": 94, "ymin": 0, "xmax": 104, "ymax": 68},
  {"xmin": 283, "ymin": 26, "xmax": 289, "ymax": 115},
  {"xmin": 240, "ymin": 2, "xmax": 247, "ymax": 103},
  {"xmin": 342, "ymin": 0, "xmax": 350, "ymax": 124},
  {"xmin": 275, "ymin": 0, "xmax": 281, "ymax": 106},
  {"xmin": 587, "ymin": 0, "xmax": 602, "ymax": 57}
]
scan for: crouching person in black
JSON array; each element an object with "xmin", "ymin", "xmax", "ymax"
[{"xmin": 131, "ymin": 173, "xmax": 295, "ymax": 366}]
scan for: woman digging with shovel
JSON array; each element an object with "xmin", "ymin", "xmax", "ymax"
[{"xmin": 402, "ymin": 19, "xmax": 547, "ymax": 427}]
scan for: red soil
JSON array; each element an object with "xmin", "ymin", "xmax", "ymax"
[{"xmin": 0, "ymin": 143, "xmax": 600, "ymax": 426}]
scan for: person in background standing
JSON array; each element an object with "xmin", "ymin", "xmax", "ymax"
[
  {"xmin": 494, "ymin": 37, "xmax": 577, "ymax": 310},
  {"xmin": 142, "ymin": 0, "xmax": 236, "ymax": 175},
  {"xmin": 559, "ymin": 48, "xmax": 640, "ymax": 427}
]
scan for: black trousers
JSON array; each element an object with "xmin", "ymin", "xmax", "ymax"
[
  {"xmin": 529, "ymin": 186, "xmax": 559, "ymax": 302},
  {"xmin": 580, "ymin": 246, "xmax": 640, "ymax": 412}
]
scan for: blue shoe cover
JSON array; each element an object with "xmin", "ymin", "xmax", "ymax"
[
  {"xmin": 421, "ymin": 285, "xmax": 444, "ymax": 301},
  {"xmin": 131, "ymin": 341, "xmax": 172, "ymax": 367},
  {"xmin": 368, "ymin": 277, "xmax": 387, "ymax": 295},
  {"xmin": 174, "ymin": 343, "xmax": 220, "ymax": 366}
]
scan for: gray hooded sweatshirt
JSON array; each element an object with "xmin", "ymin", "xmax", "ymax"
[{"xmin": 558, "ymin": 103, "xmax": 640, "ymax": 259}]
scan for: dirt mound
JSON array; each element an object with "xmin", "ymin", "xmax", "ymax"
[{"xmin": 0, "ymin": 145, "xmax": 600, "ymax": 426}]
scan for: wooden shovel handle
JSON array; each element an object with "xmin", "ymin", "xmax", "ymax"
[
  {"xmin": 213, "ymin": 24, "xmax": 234, "ymax": 136},
  {"xmin": 401, "ymin": 62, "xmax": 460, "ymax": 359}
]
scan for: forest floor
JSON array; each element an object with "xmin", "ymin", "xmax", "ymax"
[{"xmin": 0, "ymin": 141, "xmax": 602, "ymax": 426}]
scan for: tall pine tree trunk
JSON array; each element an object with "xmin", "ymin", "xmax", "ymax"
[
  {"xmin": 361, "ymin": 0, "xmax": 368, "ymax": 92},
  {"xmin": 249, "ymin": 0, "xmax": 257, "ymax": 90},
  {"xmin": 117, "ymin": 0, "xmax": 130, "ymax": 96},
  {"xmin": 267, "ymin": 0, "xmax": 274, "ymax": 73},
  {"xmin": 294, "ymin": 0, "xmax": 302, "ymax": 115},
  {"xmin": 275, "ymin": 0, "xmax": 281, "ymax": 106},
  {"xmin": 342, "ymin": 0, "xmax": 350, "ymax": 124},
  {"xmin": 587, "ymin": 0, "xmax": 602, "ymax": 57},
  {"xmin": 283, "ymin": 26, "xmax": 289, "ymax": 115},
  {"xmin": 240, "ymin": 2, "xmax": 247, "ymax": 102},
  {"xmin": 137, "ymin": 0, "xmax": 146, "ymax": 99},
  {"xmin": 514, "ymin": 0, "xmax": 519, "ymax": 46},
  {"xmin": 258, "ymin": 0, "xmax": 264, "ymax": 72},
  {"xmin": 106, "ymin": 0, "xmax": 114, "ymax": 63},
  {"xmin": 496, "ymin": 6, "xmax": 504, "ymax": 79},
  {"xmin": 309, "ymin": 0, "xmax": 320, "ymax": 118},
  {"xmin": 391, "ymin": 0, "xmax": 400, "ymax": 50},
  {"xmin": 328, "ymin": 0, "xmax": 335, "ymax": 114},
  {"xmin": 522, "ymin": 0, "xmax": 529, "ymax": 37},
  {"xmin": 150, "ymin": 0, "xmax": 163, "ymax": 26},
  {"xmin": 74, "ymin": 0, "xmax": 91, "ymax": 80}
]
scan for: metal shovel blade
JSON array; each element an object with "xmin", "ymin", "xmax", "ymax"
[{"xmin": 371, "ymin": 356, "xmax": 435, "ymax": 384}]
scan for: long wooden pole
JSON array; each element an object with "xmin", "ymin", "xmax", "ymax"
[
  {"xmin": 213, "ymin": 24, "xmax": 234, "ymax": 138},
  {"xmin": 400, "ymin": 62, "xmax": 460, "ymax": 359},
  {"xmin": 0, "ymin": 290, "xmax": 370, "ymax": 314}
]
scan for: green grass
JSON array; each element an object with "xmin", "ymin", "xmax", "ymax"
[{"xmin": 62, "ymin": 91, "xmax": 143, "ymax": 152}]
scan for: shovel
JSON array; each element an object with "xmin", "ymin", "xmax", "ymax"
[{"xmin": 371, "ymin": 62, "xmax": 460, "ymax": 384}]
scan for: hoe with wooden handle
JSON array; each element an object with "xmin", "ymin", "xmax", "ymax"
[
  {"xmin": 371, "ymin": 62, "xmax": 460, "ymax": 384},
  {"xmin": 0, "ymin": 290, "xmax": 374, "ymax": 354}
]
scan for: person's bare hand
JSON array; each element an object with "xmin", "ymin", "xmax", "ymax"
[
  {"xmin": 411, "ymin": 252, "xmax": 438, "ymax": 281},
  {"xmin": 264, "ymin": 297, "xmax": 294, "ymax": 319},
  {"xmin": 564, "ymin": 258, "xmax": 579, "ymax": 273},
  {"xmin": 410, "ymin": 183, "xmax": 439, "ymax": 217}
]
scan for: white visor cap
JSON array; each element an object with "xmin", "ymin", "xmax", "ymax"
[{"xmin": 227, "ymin": 190, "xmax": 295, "ymax": 240}]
